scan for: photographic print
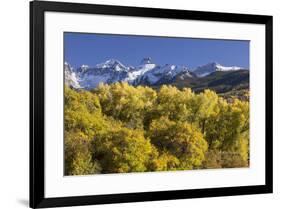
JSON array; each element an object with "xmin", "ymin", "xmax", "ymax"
[
  {"xmin": 30, "ymin": 2, "xmax": 272, "ymax": 207},
  {"xmin": 64, "ymin": 32, "xmax": 250, "ymax": 176}
]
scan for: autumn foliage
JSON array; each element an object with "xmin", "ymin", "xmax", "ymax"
[{"xmin": 64, "ymin": 83, "xmax": 249, "ymax": 175}]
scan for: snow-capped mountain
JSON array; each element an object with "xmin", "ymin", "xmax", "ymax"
[
  {"xmin": 64, "ymin": 62, "xmax": 81, "ymax": 89},
  {"xmin": 124, "ymin": 58, "xmax": 157, "ymax": 84},
  {"xmin": 64, "ymin": 58, "xmax": 246, "ymax": 89},
  {"xmin": 135, "ymin": 63, "xmax": 191, "ymax": 86},
  {"xmin": 193, "ymin": 62, "xmax": 242, "ymax": 77},
  {"xmin": 77, "ymin": 59, "xmax": 132, "ymax": 89}
]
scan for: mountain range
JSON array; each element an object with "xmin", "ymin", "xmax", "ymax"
[{"xmin": 64, "ymin": 57, "xmax": 249, "ymax": 93}]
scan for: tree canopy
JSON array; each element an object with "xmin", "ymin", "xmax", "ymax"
[{"xmin": 64, "ymin": 83, "xmax": 249, "ymax": 175}]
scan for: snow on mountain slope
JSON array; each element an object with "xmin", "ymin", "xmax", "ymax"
[
  {"xmin": 125, "ymin": 58, "xmax": 157, "ymax": 83},
  {"xmin": 95, "ymin": 59, "xmax": 129, "ymax": 71},
  {"xmin": 137, "ymin": 64, "xmax": 190, "ymax": 85},
  {"xmin": 75, "ymin": 64, "xmax": 90, "ymax": 75},
  {"xmin": 193, "ymin": 62, "xmax": 242, "ymax": 77},
  {"xmin": 75, "ymin": 59, "xmax": 131, "ymax": 89},
  {"xmin": 64, "ymin": 59, "xmax": 245, "ymax": 89},
  {"xmin": 177, "ymin": 70, "xmax": 197, "ymax": 80},
  {"xmin": 64, "ymin": 62, "xmax": 81, "ymax": 88}
]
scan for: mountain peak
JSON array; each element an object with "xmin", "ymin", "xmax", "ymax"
[
  {"xmin": 76, "ymin": 64, "xmax": 90, "ymax": 74},
  {"xmin": 203, "ymin": 62, "xmax": 219, "ymax": 67},
  {"xmin": 194, "ymin": 62, "xmax": 242, "ymax": 77},
  {"xmin": 140, "ymin": 57, "xmax": 153, "ymax": 65},
  {"xmin": 80, "ymin": 64, "xmax": 89, "ymax": 69},
  {"xmin": 96, "ymin": 59, "xmax": 127, "ymax": 71},
  {"xmin": 104, "ymin": 58, "xmax": 121, "ymax": 65},
  {"xmin": 64, "ymin": 59, "xmax": 245, "ymax": 89},
  {"xmin": 104, "ymin": 58, "xmax": 121, "ymax": 66}
]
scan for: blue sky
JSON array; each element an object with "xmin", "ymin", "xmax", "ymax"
[{"xmin": 64, "ymin": 32, "xmax": 249, "ymax": 69}]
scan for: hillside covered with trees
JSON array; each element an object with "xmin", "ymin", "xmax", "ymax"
[{"xmin": 64, "ymin": 83, "xmax": 249, "ymax": 175}]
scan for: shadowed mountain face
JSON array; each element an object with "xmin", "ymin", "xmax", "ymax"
[
  {"xmin": 167, "ymin": 70, "xmax": 249, "ymax": 93},
  {"xmin": 64, "ymin": 58, "xmax": 249, "ymax": 93}
]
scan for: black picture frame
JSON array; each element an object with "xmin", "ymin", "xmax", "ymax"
[{"xmin": 30, "ymin": 1, "xmax": 273, "ymax": 208}]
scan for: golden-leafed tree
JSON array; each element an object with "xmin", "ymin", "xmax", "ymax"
[{"xmin": 148, "ymin": 117, "xmax": 208, "ymax": 170}]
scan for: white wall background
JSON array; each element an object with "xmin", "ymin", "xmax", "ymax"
[{"xmin": 0, "ymin": 0, "xmax": 280, "ymax": 208}]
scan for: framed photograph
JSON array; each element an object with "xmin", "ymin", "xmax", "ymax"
[{"xmin": 30, "ymin": 0, "xmax": 273, "ymax": 208}]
